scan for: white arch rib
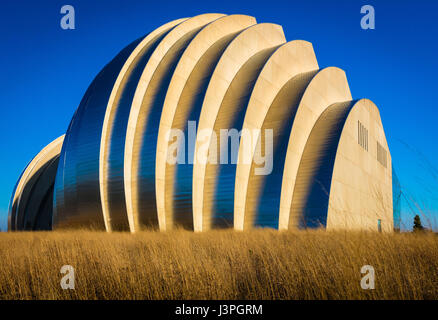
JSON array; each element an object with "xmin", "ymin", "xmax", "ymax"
[
  {"xmin": 99, "ymin": 18, "xmax": 185, "ymax": 232},
  {"xmin": 233, "ymin": 40, "xmax": 319, "ymax": 230},
  {"xmin": 155, "ymin": 15, "xmax": 256, "ymax": 231},
  {"xmin": 9, "ymin": 135, "xmax": 64, "ymax": 230},
  {"xmin": 278, "ymin": 67, "xmax": 352, "ymax": 230},
  {"xmin": 326, "ymin": 99, "xmax": 392, "ymax": 231},
  {"xmin": 124, "ymin": 13, "xmax": 224, "ymax": 232},
  {"xmin": 192, "ymin": 23, "xmax": 286, "ymax": 232}
]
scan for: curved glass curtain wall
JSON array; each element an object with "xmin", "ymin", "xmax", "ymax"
[{"xmin": 392, "ymin": 164, "xmax": 402, "ymax": 231}]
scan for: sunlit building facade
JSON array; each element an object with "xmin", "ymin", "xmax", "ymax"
[{"xmin": 8, "ymin": 14, "xmax": 394, "ymax": 232}]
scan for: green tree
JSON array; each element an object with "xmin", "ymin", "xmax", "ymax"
[{"xmin": 413, "ymin": 215, "xmax": 424, "ymax": 232}]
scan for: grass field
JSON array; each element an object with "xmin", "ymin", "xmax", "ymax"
[{"xmin": 0, "ymin": 229, "xmax": 437, "ymax": 300}]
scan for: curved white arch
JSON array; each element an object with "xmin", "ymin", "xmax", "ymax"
[
  {"xmin": 155, "ymin": 15, "xmax": 256, "ymax": 231},
  {"xmin": 124, "ymin": 13, "xmax": 224, "ymax": 232},
  {"xmin": 100, "ymin": 18, "xmax": 186, "ymax": 232},
  {"xmin": 326, "ymin": 99, "xmax": 392, "ymax": 231},
  {"xmin": 192, "ymin": 23, "xmax": 286, "ymax": 231},
  {"xmin": 279, "ymin": 67, "xmax": 352, "ymax": 230},
  {"xmin": 8, "ymin": 135, "xmax": 64, "ymax": 231},
  {"xmin": 233, "ymin": 40, "xmax": 319, "ymax": 230}
]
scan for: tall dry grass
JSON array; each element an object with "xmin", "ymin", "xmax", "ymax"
[{"xmin": 0, "ymin": 230, "xmax": 437, "ymax": 300}]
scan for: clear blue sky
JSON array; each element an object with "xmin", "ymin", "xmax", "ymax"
[{"xmin": 1, "ymin": 0, "xmax": 437, "ymax": 231}]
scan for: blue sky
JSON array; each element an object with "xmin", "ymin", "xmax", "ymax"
[{"xmin": 1, "ymin": 0, "xmax": 437, "ymax": 231}]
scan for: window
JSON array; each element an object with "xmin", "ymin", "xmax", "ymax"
[
  {"xmin": 377, "ymin": 142, "xmax": 387, "ymax": 168},
  {"xmin": 358, "ymin": 121, "xmax": 368, "ymax": 151},
  {"xmin": 377, "ymin": 219, "xmax": 382, "ymax": 232}
]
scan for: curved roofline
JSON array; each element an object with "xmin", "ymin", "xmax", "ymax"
[{"xmin": 8, "ymin": 135, "xmax": 64, "ymax": 231}]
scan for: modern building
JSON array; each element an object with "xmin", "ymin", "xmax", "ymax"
[{"xmin": 8, "ymin": 14, "xmax": 394, "ymax": 232}]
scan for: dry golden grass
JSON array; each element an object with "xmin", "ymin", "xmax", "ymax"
[{"xmin": 0, "ymin": 229, "xmax": 437, "ymax": 300}]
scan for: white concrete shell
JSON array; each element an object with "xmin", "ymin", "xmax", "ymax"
[
  {"xmin": 155, "ymin": 15, "xmax": 256, "ymax": 231},
  {"xmin": 8, "ymin": 14, "xmax": 395, "ymax": 233},
  {"xmin": 329, "ymin": 99, "xmax": 393, "ymax": 231},
  {"xmin": 124, "ymin": 13, "xmax": 224, "ymax": 232},
  {"xmin": 192, "ymin": 23, "xmax": 286, "ymax": 231},
  {"xmin": 99, "ymin": 18, "xmax": 185, "ymax": 232},
  {"xmin": 8, "ymin": 135, "xmax": 64, "ymax": 231},
  {"xmin": 290, "ymin": 99, "xmax": 393, "ymax": 231},
  {"xmin": 233, "ymin": 41, "xmax": 319, "ymax": 230},
  {"xmin": 279, "ymin": 67, "xmax": 352, "ymax": 230}
]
